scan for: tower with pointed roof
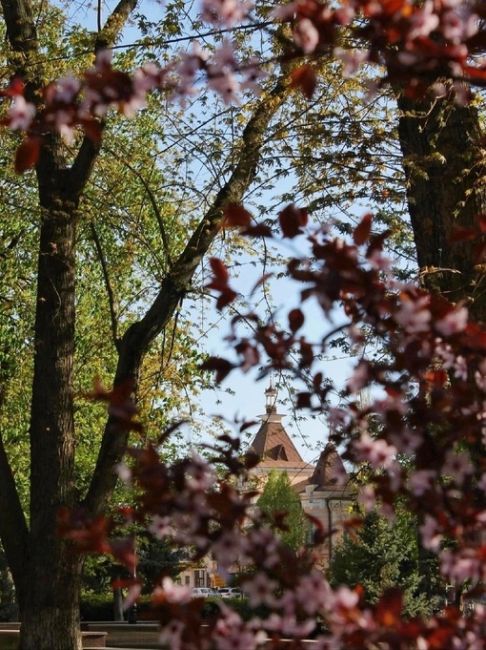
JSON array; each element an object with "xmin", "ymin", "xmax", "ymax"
[
  {"xmin": 249, "ymin": 383, "xmax": 315, "ymax": 486},
  {"xmin": 249, "ymin": 384, "xmax": 356, "ymax": 567}
]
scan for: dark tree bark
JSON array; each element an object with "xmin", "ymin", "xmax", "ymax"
[
  {"xmin": 397, "ymin": 93, "xmax": 486, "ymax": 322},
  {"xmin": 20, "ymin": 552, "xmax": 82, "ymax": 650}
]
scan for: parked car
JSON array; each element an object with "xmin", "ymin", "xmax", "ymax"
[
  {"xmin": 217, "ymin": 587, "xmax": 242, "ymax": 599},
  {"xmin": 192, "ymin": 587, "xmax": 214, "ymax": 598}
]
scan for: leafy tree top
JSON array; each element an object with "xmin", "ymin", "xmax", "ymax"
[{"xmin": 256, "ymin": 469, "xmax": 307, "ymax": 550}]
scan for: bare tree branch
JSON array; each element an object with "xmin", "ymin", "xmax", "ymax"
[
  {"xmin": 104, "ymin": 146, "xmax": 174, "ymax": 268},
  {"xmin": 90, "ymin": 222, "xmax": 121, "ymax": 351},
  {"xmin": 68, "ymin": 0, "xmax": 139, "ymax": 199},
  {"xmin": 95, "ymin": 0, "xmax": 139, "ymax": 52}
]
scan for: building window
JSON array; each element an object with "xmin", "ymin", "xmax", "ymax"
[
  {"xmin": 185, "ymin": 575, "xmax": 190, "ymax": 586},
  {"xmin": 194, "ymin": 570, "xmax": 206, "ymax": 587}
]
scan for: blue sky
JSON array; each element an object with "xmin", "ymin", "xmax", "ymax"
[{"xmin": 187, "ymin": 236, "xmax": 356, "ymax": 462}]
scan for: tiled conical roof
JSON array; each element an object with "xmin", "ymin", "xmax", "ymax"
[
  {"xmin": 249, "ymin": 384, "xmax": 308, "ymax": 468},
  {"xmin": 309, "ymin": 442, "xmax": 348, "ymax": 488},
  {"xmin": 250, "ymin": 416, "xmax": 306, "ymax": 465}
]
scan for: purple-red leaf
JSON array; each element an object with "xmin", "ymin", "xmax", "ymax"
[
  {"xmin": 353, "ymin": 213, "xmax": 373, "ymax": 245},
  {"xmin": 15, "ymin": 136, "xmax": 40, "ymax": 173},
  {"xmin": 223, "ymin": 203, "xmax": 252, "ymax": 228},
  {"xmin": 200, "ymin": 357, "xmax": 234, "ymax": 383},
  {"xmin": 209, "ymin": 257, "xmax": 229, "ymax": 283},
  {"xmin": 288, "ymin": 308, "xmax": 305, "ymax": 333},
  {"xmin": 279, "ymin": 204, "xmax": 308, "ymax": 238},
  {"xmin": 290, "ymin": 65, "xmax": 317, "ymax": 100},
  {"xmin": 242, "ymin": 223, "xmax": 273, "ymax": 238}
]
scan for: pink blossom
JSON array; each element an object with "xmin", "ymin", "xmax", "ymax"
[
  {"xmin": 212, "ymin": 530, "xmax": 247, "ymax": 567},
  {"xmin": 367, "ymin": 248, "xmax": 392, "ymax": 271},
  {"xmin": 58, "ymin": 123, "xmax": 76, "ymax": 145},
  {"xmin": 346, "ymin": 362, "xmax": 369, "ymax": 393},
  {"xmin": 8, "ymin": 96, "xmax": 36, "ymax": 130},
  {"xmin": 440, "ymin": 549, "xmax": 483, "ymax": 583},
  {"xmin": 348, "ymin": 325, "xmax": 364, "ymax": 344},
  {"xmin": 185, "ymin": 453, "xmax": 216, "ymax": 491},
  {"xmin": 373, "ymin": 392, "xmax": 407, "ymax": 416},
  {"xmin": 159, "ymin": 619, "xmax": 184, "ymax": 650},
  {"xmin": 441, "ymin": 0, "xmax": 463, "ymax": 7},
  {"xmin": 173, "ymin": 47, "xmax": 205, "ymax": 102},
  {"xmin": 328, "ymin": 407, "xmax": 349, "ymax": 429},
  {"xmin": 280, "ymin": 616, "xmax": 316, "ymax": 638},
  {"xmin": 122, "ymin": 63, "xmax": 162, "ymax": 116},
  {"xmin": 207, "ymin": 41, "xmax": 241, "ymax": 104},
  {"xmin": 333, "ymin": 48, "xmax": 369, "ymax": 77},
  {"xmin": 154, "ymin": 577, "xmax": 192, "ymax": 604},
  {"xmin": 208, "ymin": 74, "xmax": 240, "ymax": 105},
  {"xmin": 394, "ymin": 295, "xmax": 431, "ymax": 334},
  {"xmin": 178, "ymin": 43, "xmax": 206, "ymax": 76},
  {"xmin": 335, "ymin": 5, "xmax": 355, "ymax": 25},
  {"xmin": 407, "ymin": 1, "xmax": 440, "ymax": 40},
  {"xmin": 354, "ymin": 432, "xmax": 397, "ymax": 469},
  {"xmin": 478, "ymin": 473, "xmax": 486, "ymax": 493},
  {"xmin": 474, "ymin": 359, "xmax": 486, "ymax": 391},
  {"xmin": 420, "ymin": 514, "xmax": 442, "ymax": 551},
  {"xmin": 358, "ymin": 484, "xmax": 376, "ymax": 512},
  {"xmin": 114, "ymin": 462, "xmax": 131, "ymax": 484},
  {"xmin": 148, "ymin": 514, "xmax": 175, "ymax": 539},
  {"xmin": 435, "ymin": 306, "xmax": 468, "ymax": 336},
  {"xmin": 441, "ymin": 8, "xmax": 478, "ymax": 44},
  {"xmin": 453, "ymin": 355, "xmax": 468, "ymax": 381},
  {"xmin": 214, "ymin": 607, "xmax": 264, "ymax": 650},
  {"xmin": 270, "ymin": 2, "xmax": 296, "ymax": 20},
  {"xmin": 295, "ymin": 572, "xmax": 332, "ymax": 614},
  {"xmin": 408, "ymin": 469, "xmax": 436, "ymax": 496},
  {"xmin": 201, "ymin": 0, "xmax": 253, "ymax": 27},
  {"xmin": 435, "ymin": 341, "xmax": 455, "ymax": 368},
  {"xmin": 242, "ymin": 572, "xmax": 277, "ymax": 607},
  {"xmin": 247, "ymin": 528, "xmax": 280, "ymax": 568},
  {"xmin": 335, "ymin": 586, "xmax": 358, "ymax": 608},
  {"xmin": 45, "ymin": 76, "xmax": 81, "ymax": 104},
  {"xmin": 122, "ymin": 583, "xmax": 141, "ymax": 610},
  {"xmin": 264, "ymin": 611, "xmax": 315, "ymax": 638},
  {"xmin": 215, "ymin": 628, "xmax": 262, "ymax": 650},
  {"xmin": 389, "ymin": 428, "xmax": 422, "ymax": 454},
  {"xmin": 442, "ymin": 449, "xmax": 473, "ymax": 484},
  {"xmin": 293, "ymin": 18, "xmax": 320, "ymax": 54},
  {"xmin": 211, "ymin": 39, "xmax": 238, "ymax": 70},
  {"xmin": 241, "ymin": 57, "xmax": 266, "ymax": 94}
]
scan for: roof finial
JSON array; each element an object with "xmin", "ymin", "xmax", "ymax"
[{"xmin": 265, "ymin": 377, "xmax": 277, "ymax": 414}]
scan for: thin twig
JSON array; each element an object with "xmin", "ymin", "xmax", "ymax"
[
  {"xmin": 90, "ymin": 222, "xmax": 120, "ymax": 350},
  {"xmin": 104, "ymin": 145, "xmax": 174, "ymax": 268}
]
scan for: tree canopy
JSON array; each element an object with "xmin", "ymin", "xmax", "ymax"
[
  {"xmin": 256, "ymin": 470, "xmax": 307, "ymax": 550},
  {"xmin": 330, "ymin": 508, "xmax": 443, "ymax": 618}
]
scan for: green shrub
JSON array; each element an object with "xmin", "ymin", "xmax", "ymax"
[{"xmin": 80, "ymin": 593, "xmax": 152, "ymax": 621}]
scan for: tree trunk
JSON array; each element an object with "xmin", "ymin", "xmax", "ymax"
[
  {"xmin": 20, "ymin": 191, "xmax": 80, "ymax": 649},
  {"xmin": 29, "ymin": 200, "xmax": 77, "ymax": 531},
  {"xmin": 19, "ymin": 547, "xmax": 82, "ymax": 650},
  {"xmin": 397, "ymin": 93, "xmax": 486, "ymax": 322}
]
